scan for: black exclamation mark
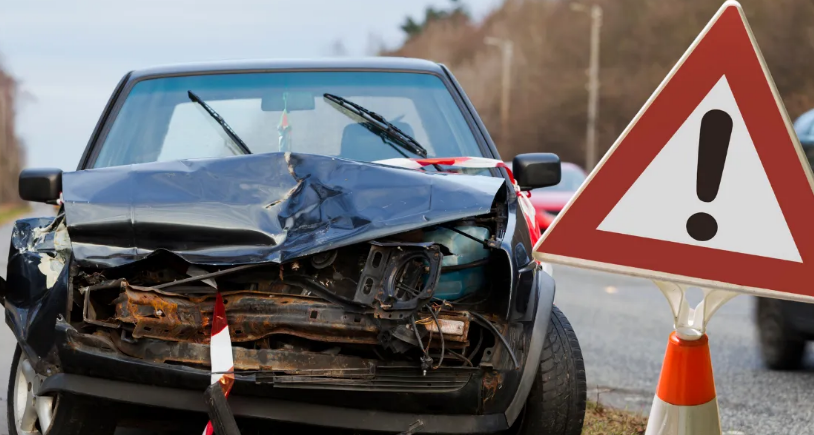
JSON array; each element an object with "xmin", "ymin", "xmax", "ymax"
[{"xmin": 686, "ymin": 109, "xmax": 733, "ymax": 241}]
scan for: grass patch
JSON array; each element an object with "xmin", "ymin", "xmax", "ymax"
[
  {"xmin": 583, "ymin": 401, "xmax": 648, "ymax": 435},
  {"xmin": 0, "ymin": 203, "xmax": 31, "ymax": 226}
]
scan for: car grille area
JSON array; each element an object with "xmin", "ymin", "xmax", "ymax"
[{"xmin": 259, "ymin": 367, "xmax": 475, "ymax": 393}]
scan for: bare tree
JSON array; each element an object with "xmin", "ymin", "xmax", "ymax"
[
  {"xmin": 329, "ymin": 39, "xmax": 348, "ymax": 57},
  {"xmin": 0, "ymin": 68, "xmax": 22, "ymax": 204},
  {"xmin": 384, "ymin": 0, "xmax": 814, "ymax": 167},
  {"xmin": 366, "ymin": 32, "xmax": 387, "ymax": 56}
]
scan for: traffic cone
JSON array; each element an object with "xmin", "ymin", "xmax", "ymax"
[{"xmin": 645, "ymin": 332, "xmax": 721, "ymax": 435}]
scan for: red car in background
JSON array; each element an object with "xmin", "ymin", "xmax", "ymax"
[
  {"xmin": 519, "ymin": 162, "xmax": 587, "ymax": 232},
  {"xmin": 504, "ymin": 161, "xmax": 587, "ymax": 232}
]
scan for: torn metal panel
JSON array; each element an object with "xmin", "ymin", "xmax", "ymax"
[
  {"xmin": 4, "ymin": 217, "xmax": 73, "ymax": 359},
  {"xmin": 37, "ymin": 254, "xmax": 63, "ymax": 289},
  {"xmin": 35, "ymin": 222, "xmax": 71, "ymax": 289},
  {"xmin": 61, "ymin": 152, "xmax": 504, "ymax": 268}
]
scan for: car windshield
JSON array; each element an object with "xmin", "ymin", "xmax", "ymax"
[
  {"xmin": 93, "ymin": 71, "xmax": 484, "ymax": 168},
  {"xmin": 538, "ymin": 166, "xmax": 586, "ymax": 192}
]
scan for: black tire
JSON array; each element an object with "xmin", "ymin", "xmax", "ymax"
[
  {"xmin": 756, "ymin": 297, "xmax": 806, "ymax": 370},
  {"xmin": 511, "ymin": 306, "xmax": 587, "ymax": 435},
  {"xmin": 7, "ymin": 345, "xmax": 117, "ymax": 435}
]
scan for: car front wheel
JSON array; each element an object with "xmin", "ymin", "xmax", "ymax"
[
  {"xmin": 7, "ymin": 345, "xmax": 117, "ymax": 435},
  {"xmin": 510, "ymin": 305, "xmax": 587, "ymax": 435}
]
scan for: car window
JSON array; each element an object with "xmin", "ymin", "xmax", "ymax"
[{"xmin": 93, "ymin": 71, "xmax": 483, "ymax": 168}]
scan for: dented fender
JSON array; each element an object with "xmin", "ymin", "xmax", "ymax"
[
  {"xmin": 503, "ymin": 268, "xmax": 555, "ymax": 425},
  {"xmin": 4, "ymin": 217, "xmax": 72, "ymax": 360}
]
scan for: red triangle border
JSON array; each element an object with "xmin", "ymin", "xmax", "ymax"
[{"xmin": 535, "ymin": 4, "xmax": 814, "ymax": 299}]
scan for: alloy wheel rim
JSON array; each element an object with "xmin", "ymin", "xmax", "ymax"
[{"xmin": 13, "ymin": 352, "xmax": 55, "ymax": 435}]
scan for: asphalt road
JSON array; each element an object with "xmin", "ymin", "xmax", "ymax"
[
  {"xmin": 553, "ymin": 264, "xmax": 814, "ymax": 435},
  {"xmin": 1, "ymin": 206, "xmax": 813, "ymax": 434}
]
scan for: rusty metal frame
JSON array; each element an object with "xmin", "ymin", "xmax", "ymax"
[
  {"xmin": 97, "ymin": 282, "xmax": 472, "ymax": 347},
  {"xmin": 81, "ymin": 280, "xmax": 124, "ymax": 329},
  {"xmin": 114, "ymin": 288, "xmax": 382, "ymax": 344}
]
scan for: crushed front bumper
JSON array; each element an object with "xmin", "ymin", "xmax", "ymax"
[
  {"xmin": 41, "ymin": 373, "xmax": 508, "ymax": 433},
  {"xmin": 40, "ymin": 269, "xmax": 556, "ymax": 434}
]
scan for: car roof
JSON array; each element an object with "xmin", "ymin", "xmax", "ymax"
[{"xmin": 127, "ymin": 57, "xmax": 446, "ymax": 81}]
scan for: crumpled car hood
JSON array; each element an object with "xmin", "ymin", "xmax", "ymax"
[{"xmin": 62, "ymin": 152, "xmax": 506, "ymax": 268}]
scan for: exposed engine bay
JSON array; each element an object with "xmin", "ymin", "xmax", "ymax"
[{"xmin": 72, "ymin": 216, "xmax": 516, "ymax": 385}]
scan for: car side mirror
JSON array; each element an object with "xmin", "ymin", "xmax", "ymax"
[
  {"xmin": 512, "ymin": 153, "xmax": 561, "ymax": 191},
  {"xmin": 19, "ymin": 168, "xmax": 63, "ymax": 203}
]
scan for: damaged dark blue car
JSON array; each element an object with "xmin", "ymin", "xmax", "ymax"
[{"xmin": 3, "ymin": 58, "xmax": 586, "ymax": 435}]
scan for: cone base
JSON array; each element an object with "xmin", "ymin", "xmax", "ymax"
[{"xmin": 645, "ymin": 395, "xmax": 721, "ymax": 435}]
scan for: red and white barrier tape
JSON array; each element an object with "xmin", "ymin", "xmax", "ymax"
[
  {"xmin": 374, "ymin": 157, "xmax": 541, "ymax": 244},
  {"xmin": 202, "ymin": 292, "xmax": 235, "ymax": 435},
  {"xmin": 374, "ymin": 157, "xmax": 514, "ymax": 181}
]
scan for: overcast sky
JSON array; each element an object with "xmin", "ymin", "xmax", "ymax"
[{"xmin": 0, "ymin": 0, "xmax": 500, "ymax": 171}]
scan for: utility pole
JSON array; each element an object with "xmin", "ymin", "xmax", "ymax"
[
  {"xmin": 485, "ymin": 37, "xmax": 514, "ymax": 149},
  {"xmin": 571, "ymin": 3, "xmax": 602, "ymax": 171}
]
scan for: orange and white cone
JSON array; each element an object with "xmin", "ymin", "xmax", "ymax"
[{"xmin": 645, "ymin": 332, "xmax": 721, "ymax": 435}]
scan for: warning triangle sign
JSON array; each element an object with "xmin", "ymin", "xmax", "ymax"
[{"xmin": 533, "ymin": 1, "xmax": 814, "ymax": 301}]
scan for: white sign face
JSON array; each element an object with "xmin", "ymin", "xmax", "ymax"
[{"xmin": 597, "ymin": 76, "xmax": 801, "ymax": 262}]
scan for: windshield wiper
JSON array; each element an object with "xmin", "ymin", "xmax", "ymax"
[
  {"xmin": 187, "ymin": 90, "xmax": 252, "ymax": 155},
  {"xmin": 323, "ymin": 93, "xmax": 428, "ymax": 158}
]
